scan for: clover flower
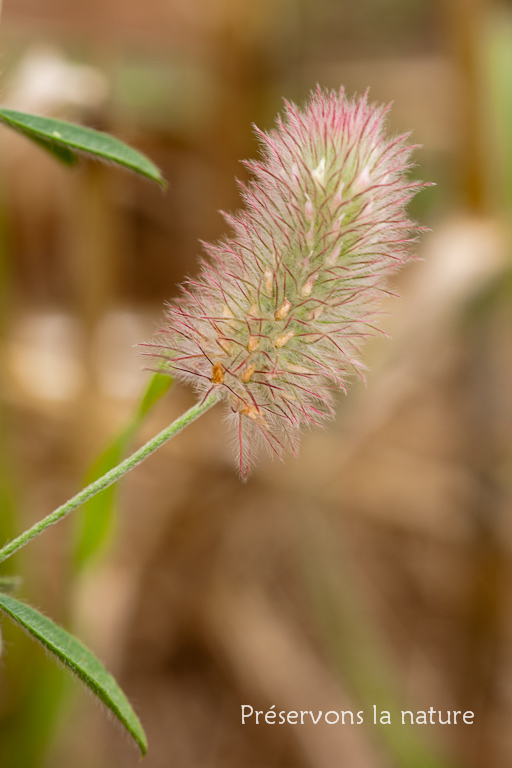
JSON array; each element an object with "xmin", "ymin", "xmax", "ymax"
[{"xmin": 145, "ymin": 87, "xmax": 425, "ymax": 477}]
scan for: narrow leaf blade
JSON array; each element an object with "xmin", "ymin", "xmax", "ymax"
[
  {"xmin": 136, "ymin": 371, "xmax": 173, "ymax": 419},
  {"xmin": 22, "ymin": 132, "xmax": 78, "ymax": 166},
  {"xmin": 0, "ymin": 593, "xmax": 147, "ymax": 755},
  {"xmin": 73, "ymin": 372, "xmax": 173, "ymax": 570},
  {"xmin": 0, "ymin": 108, "xmax": 165, "ymax": 186},
  {"xmin": 0, "ymin": 575, "xmax": 22, "ymax": 593},
  {"xmin": 72, "ymin": 428, "xmax": 131, "ymax": 569}
]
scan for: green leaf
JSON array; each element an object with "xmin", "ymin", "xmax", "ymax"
[
  {"xmin": 21, "ymin": 131, "xmax": 78, "ymax": 166},
  {"xmin": 0, "ymin": 575, "xmax": 22, "ymax": 593},
  {"xmin": 0, "ymin": 108, "xmax": 165, "ymax": 186},
  {"xmin": 0, "ymin": 593, "xmax": 147, "ymax": 755},
  {"xmin": 72, "ymin": 427, "xmax": 132, "ymax": 570},
  {"xmin": 136, "ymin": 371, "xmax": 173, "ymax": 419},
  {"xmin": 73, "ymin": 372, "xmax": 173, "ymax": 570}
]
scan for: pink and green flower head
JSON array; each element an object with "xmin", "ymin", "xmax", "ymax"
[{"xmin": 145, "ymin": 86, "xmax": 426, "ymax": 477}]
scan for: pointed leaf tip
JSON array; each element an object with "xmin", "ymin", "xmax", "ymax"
[
  {"xmin": 0, "ymin": 107, "xmax": 165, "ymax": 187},
  {"xmin": 0, "ymin": 593, "xmax": 147, "ymax": 754}
]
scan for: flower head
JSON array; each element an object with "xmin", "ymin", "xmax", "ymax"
[{"xmin": 144, "ymin": 87, "xmax": 425, "ymax": 477}]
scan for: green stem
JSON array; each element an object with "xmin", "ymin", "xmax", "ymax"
[{"xmin": 0, "ymin": 392, "xmax": 220, "ymax": 565}]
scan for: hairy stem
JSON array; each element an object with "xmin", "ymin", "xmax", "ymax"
[{"xmin": 0, "ymin": 391, "xmax": 220, "ymax": 564}]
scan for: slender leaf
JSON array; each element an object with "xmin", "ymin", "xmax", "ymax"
[
  {"xmin": 0, "ymin": 108, "xmax": 165, "ymax": 186},
  {"xmin": 0, "ymin": 593, "xmax": 147, "ymax": 754},
  {"xmin": 72, "ymin": 427, "xmax": 132, "ymax": 570},
  {"xmin": 73, "ymin": 372, "xmax": 173, "ymax": 570},
  {"xmin": 136, "ymin": 371, "xmax": 173, "ymax": 419},
  {"xmin": 23, "ymin": 131, "xmax": 78, "ymax": 166},
  {"xmin": 0, "ymin": 650, "xmax": 68, "ymax": 768},
  {"xmin": 0, "ymin": 575, "xmax": 21, "ymax": 593}
]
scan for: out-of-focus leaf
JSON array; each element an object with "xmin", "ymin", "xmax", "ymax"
[
  {"xmin": 486, "ymin": 12, "xmax": 512, "ymax": 209},
  {"xmin": 72, "ymin": 428, "xmax": 132, "ymax": 570},
  {"xmin": 21, "ymin": 131, "xmax": 78, "ymax": 166},
  {"xmin": 463, "ymin": 264, "xmax": 512, "ymax": 326},
  {"xmin": 0, "ymin": 108, "xmax": 165, "ymax": 186},
  {"xmin": 0, "ymin": 593, "xmax": 147, "ymax": 755},
  {"xmin": 300, "ymin": 516, "xmax": 447, "ymax": 768},
  {"xmin": 73, "ymin": 372, "xmax": 173, "ymax": 570},
  {"xmin": 136, "ymin": 371, "xmax": 173, "ymax": 419},
  {"xmin": 0, "ymin": 575, "xmax": 21, "ymax": 593},
  {"xmin": 0, "ymin": 643, "xmax": 68, "ymax": 768}
]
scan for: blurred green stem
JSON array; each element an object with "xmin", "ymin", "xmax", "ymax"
[{"xmin": 0, "ymin": 391, "xmax": 220, "ymax": 564}]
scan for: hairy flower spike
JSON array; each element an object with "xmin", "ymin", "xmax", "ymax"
[{"xmin": 144, "ymin": 87, "xmax": 425, "ymax": 478}]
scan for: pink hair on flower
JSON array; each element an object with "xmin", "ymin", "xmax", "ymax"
[{"xmin": 143, "ymin": 86, "xmax": 426, "ymax": 478}]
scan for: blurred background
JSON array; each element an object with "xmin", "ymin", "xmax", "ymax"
[{"xmin": 0, "ymin": 0, "xmax": 512, "ymax": 766}]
